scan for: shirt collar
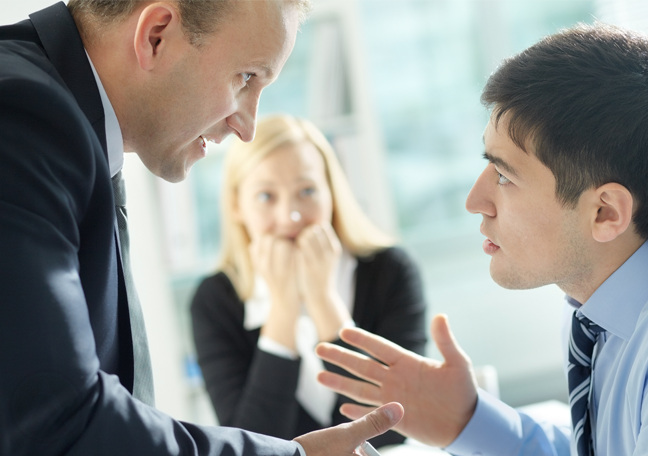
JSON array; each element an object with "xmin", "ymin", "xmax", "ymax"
[
  {"xmin": 569, "ymin": 240, "xmax": 648, "ymax": 341},
  {"xmin": 85, "ymin": 51, "xmax": 124, "ymax": 177}
]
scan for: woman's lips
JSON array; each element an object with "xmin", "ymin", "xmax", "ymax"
[{"xmin": 482, "ymin": 238, "xmax": 500, "ymax": 255}]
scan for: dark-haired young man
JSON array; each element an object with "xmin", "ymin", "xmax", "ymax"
[
  {"xmin": 0, "ymin": 1, "xmax": 402, "ymax": 455},
  {"xmin": 317, "ymin": 23, "xmax": 648, "ymax": 456}
]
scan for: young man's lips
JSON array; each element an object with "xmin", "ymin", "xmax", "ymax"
[{"xmin": 482, "ymin": 238, "xmax": 500, "ymax": 255}]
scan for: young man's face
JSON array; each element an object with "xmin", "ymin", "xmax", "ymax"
[
  {"xmin": 465, "ymin": 117, "xmax": 594, "ymax": 291},
  {"xmin": 131, "ymin": 1, "xmax": 300, "ymax": 182}
]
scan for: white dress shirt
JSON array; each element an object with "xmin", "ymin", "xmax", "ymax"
[{"xmin": 85, "ymin": 52, "xmax": 123, "ymax": 176}]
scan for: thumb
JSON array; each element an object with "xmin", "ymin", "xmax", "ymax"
[
  {"xmin": 345, "ymin": 402, "xmax": 404, "ymax": 443},
  {"xmin": 339, "ymin": 403, "xmax": 378, "ymax": 421},
  {"xmin": 432, "ymin": 314, "xmax": 469, "ymax": 367},
  {"xmin": 294, "ymin": 403, "xmax": 403, "ymax": 455}
]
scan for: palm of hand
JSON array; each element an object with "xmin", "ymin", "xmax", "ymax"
[
  {"xmin": 317, "ymin": 316, "xmax": 478, "ymax": 448},
  {"xmin": 372, "ymin": 354, "xmax": 477, "ymax": 447}
]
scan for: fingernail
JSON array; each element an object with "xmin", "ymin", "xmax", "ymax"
[{"xmin": 383, "ymin": 404, "xmax": 397, "ymax": 422}]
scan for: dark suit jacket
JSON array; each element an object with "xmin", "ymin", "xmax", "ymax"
[
  {"xmin": 0, "ymin": 3, "xmax": 300, "ymax": 455},
  {"xmin": 191, "ymin": 247, "xmax": 428, "ymax": 448}
]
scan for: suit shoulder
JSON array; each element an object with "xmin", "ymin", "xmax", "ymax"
[
  {"xmin": 359, "ymin": 246, "xmax": 416, "ymax": 271},
  {"xmin": 191, "ymin": 271, "xmax": 242, "ymax": 314},
  {"xmin": 0, "ymin": 39, "xmax": 59, "ymax": 85}
]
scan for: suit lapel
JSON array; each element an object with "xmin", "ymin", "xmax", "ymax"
[
  {"xmin": 27, "ymin": 2, "xmax": 135, "ymax": 392},
  {"xmin": 29, "ymin": 1, "xmax": 107, "ymax": 156}
]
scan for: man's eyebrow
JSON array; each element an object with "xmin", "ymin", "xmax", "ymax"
[{"xmin": 482, "ymin": 151, "xmax": 519, "ymax": 178}]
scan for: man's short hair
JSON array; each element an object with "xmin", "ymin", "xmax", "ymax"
[
  {"xmin": 482, "ymin": 23, "xmax": 648, "ymax": 240},
  {"xmin": 68, "ymin": 0, "xmax": 312, "ymax": 45}
]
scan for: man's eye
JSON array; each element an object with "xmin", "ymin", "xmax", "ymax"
[
  {"xmin": 497, "ymin": 172, "xmax": 511, "ymax": 185},
  {"xmin": 242, "ymin": 73, "xmax": 253, "ymax": 82}
]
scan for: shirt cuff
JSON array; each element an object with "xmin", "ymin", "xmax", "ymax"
[
  {"xmin": 295, "ymin": 441, "xmax": 307, "ymax": 456},
  {"xmin": 444, "ymin": 389, "xmax": 523, "ymax": 456},
  {"xmin": 258, "ymin": 335, "xmax": 299, "ymax": 360}
]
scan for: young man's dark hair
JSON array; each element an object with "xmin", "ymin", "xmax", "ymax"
[{"xmin": 481, "ymin": 23, "xmax": 648, "ymax": 239}]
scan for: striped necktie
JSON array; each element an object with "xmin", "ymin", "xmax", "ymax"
[
  {"xmin": 112, "ymin": 171, "xmax": 155, "ymax": 406},
  {"xmin": 568, "ymin": 310, "xmax": 604, "ymax": 456}
]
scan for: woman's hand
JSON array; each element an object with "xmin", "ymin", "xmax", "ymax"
[
  {"xmin": 296, "ymin": 223, "xmax": 352, "ymax": 342},
  {"xmin": 250, "ymin": 234, "xmax": 301, "ymax": 350}
]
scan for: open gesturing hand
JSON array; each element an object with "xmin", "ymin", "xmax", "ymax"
[{"xmin": 316, "ymin": 314, "xmax": 478, "ymax": 448}]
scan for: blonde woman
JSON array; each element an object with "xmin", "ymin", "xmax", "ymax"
[{"xmin": 190, "ymin": 115, "xmax": 427, "ymax": 448}]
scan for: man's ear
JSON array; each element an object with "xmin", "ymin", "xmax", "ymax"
[
  {"xmin": 591, "ymin": 183, "xmax": 635, "ymax": 243},
  {"xmin": 133, "ymin": 3, "xmax": 182, "ymax": 71}
]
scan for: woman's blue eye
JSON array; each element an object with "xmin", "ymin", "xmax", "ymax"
[
  {"xmin": 256, "ymin": 192, "xmax": 271, "ymax": 202},
  {"xmin": 242, "ymin": 73, "xmax": 253, "ymax": 82},
  {"xmin": 300, "ymin": 187, "xmax": 316, "ymax": 197},
  {"xmin": 497, "ymin": 172, "xmax": 511, "ymax": 185}
]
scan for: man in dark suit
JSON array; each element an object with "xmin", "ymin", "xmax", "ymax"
[{"xmin": 0, "ymin": 1, "xmax": 403, "ymax": 455}]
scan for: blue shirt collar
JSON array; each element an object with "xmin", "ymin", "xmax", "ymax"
[{"xmin": 568, "ymin": 241, "xmax": 648, "ymax": 341}]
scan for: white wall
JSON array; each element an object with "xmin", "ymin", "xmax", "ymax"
[{"xmin": 0, "ymin": 0, "xmax": 64, "ymax": 25}]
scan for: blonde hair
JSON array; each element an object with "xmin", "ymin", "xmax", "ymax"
[{"xmin": 220, "ymin": 114, "xmax": 394, "ymax": 300}]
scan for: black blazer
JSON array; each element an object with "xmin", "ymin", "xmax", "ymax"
[
  {"xmin": 0, "ymin": 3, "xmax": 300, "ymax": 455},
  {"xmin": 191, "ymin": 247, "xmax": 428, "ymax": 448}
]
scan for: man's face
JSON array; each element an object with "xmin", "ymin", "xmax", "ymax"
[
  {"xmin": 132, "ymin": 1, "xmax": 300, "ymax": 182},
  {"xmin": 465, "ymin": 117, "xmax": 594, "ymax": 291}
]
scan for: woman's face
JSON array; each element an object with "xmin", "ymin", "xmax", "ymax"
[{"xmin": 235, "ymin": 141, "xmax": 334, "ymax": 242}]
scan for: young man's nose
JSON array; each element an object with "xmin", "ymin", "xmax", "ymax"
[{"xmin": 465, "ymin": 167, "xmax": 496, "ymax": 217}]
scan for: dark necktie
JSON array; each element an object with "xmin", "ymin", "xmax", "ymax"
[
  {"xmin": 112, "ymin": 170, "xmax": 155, "ymax": 406},
  {"xmin": 568, "ymin": 310, "xmax": 604, "ymax": 456}
]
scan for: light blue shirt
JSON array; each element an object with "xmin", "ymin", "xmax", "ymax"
[{"xmin": 446, "ymin": 240, "xmax": 648, "ymax": 456}]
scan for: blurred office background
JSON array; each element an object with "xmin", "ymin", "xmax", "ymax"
[{"xmin": 3, "ymin": 0, "xmax": 647, "ymax": 426}]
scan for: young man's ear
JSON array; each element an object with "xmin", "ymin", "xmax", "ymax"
[
  {"xmin": 590, "ymin": 183, "xmax": 635, "ymax": 243},
  {"xmin": 133, "ymin": 3, "xmax": 182, "ymax": 71}
]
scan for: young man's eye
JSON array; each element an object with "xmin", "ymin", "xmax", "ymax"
[
  {"xmin": 242, "ymin": 73, "xmax": 254, "ymax": 82},
  {"xmin": 497, "ymin": 172, "xmax": 511, "ymax": 185}
]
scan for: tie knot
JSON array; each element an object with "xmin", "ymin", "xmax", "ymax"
[{"xmin": 575, "ymin": 312, "xmax": 605, "ymax": 334}]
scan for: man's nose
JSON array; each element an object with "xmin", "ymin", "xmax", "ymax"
[
  {"xmin": 227, "ymin": 91, "xmax": 261, "ymax": 143},
  {"xmin": 465, "ymin": 167, "xmax": 496, "ymax": 217}
]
